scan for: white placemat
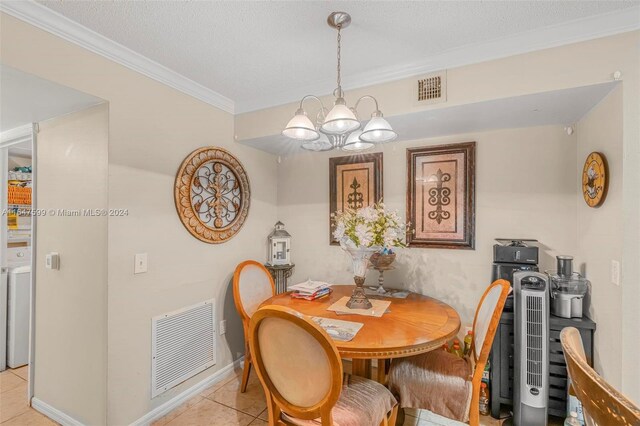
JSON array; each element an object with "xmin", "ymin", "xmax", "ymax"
[
  {"xmin": 327, "ymin": 296, "xmax": 391, "ymax": 318},
  {"xmin": 311, "ymin": 317, "xmax": 364, "ymax": 341}
]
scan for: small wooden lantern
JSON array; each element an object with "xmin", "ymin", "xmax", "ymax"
[{"xmin": 268, "ymin": 221, "xmax": 291, "ymax": 266}]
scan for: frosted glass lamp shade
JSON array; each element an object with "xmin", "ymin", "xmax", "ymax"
[
  {"xmin": 282, "ymin": 112, "xmax": 319, "ymax": 141},
  {"xmin": 342, "ymin": 130, "xmax": 374, "ymax": 151},
  {"xmin": 301, "ymin": 133, "xmax": 333, "ymax": 151},
  {"xmin": 320, "ymin": 103, "xmax": 360, "ymax": 135},
  {"xmin": 360, "ymin": 116, "xmax": 397, "ymax": 143}
]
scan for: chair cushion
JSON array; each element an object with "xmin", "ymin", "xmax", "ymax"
[
  {"xmin": 282, "ymin": 374, "xmax": 397, "ymax": 426},
  {"xmin": 388, "ymin": 350, "xmax": 473, "ymax": 422}
]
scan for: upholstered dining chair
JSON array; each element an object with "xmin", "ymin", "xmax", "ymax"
[
  {"xmin": 233, "ymin": 260, "xmax": 276, "ymax": 393},
  {"xmin": 561, "ymin": 327, "xmax": 640, "ymax": 426},
  {"xmin": 249, "ymin": 305, "xmax": 399, "ymax": 426},
  {"xmin": 387, "ymin": 279, "xmax": 511, "ymax": 426}
]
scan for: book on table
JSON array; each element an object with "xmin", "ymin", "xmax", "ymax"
[{"xmin": 289, "ymin": 279, "xmax": 332, "ymax": 300}]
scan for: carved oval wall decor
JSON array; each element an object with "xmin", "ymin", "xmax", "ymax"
[{"xmin": 175, "ymin": 147, "xmax": 250, "ymax": 243}]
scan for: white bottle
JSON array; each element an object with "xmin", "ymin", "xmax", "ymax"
[{"xmin": 564, "ymin": 411, "xmax": 581, "ymax": 426}]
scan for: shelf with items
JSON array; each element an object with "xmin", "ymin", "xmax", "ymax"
[{"xmin": 7, "ymin": 185, "xmax": 32, "ymax": 205}]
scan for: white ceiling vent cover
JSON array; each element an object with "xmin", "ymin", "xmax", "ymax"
[
  {"xmin": 416, "ymin": 71, "xmax": 447, "ymax": 105},
  {"xmin": 152, "ymin": 300, "xmax": 216, "ymax": 398}
]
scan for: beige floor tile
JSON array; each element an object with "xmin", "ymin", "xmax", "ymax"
[
  {"xmin": 2, "ymin": 409, "xmax": 58, "ymax": 426},
  {"xmin": 199, "ymin": 369, "xmax": 243, "ymax": 399},
  {"xmin": 165, "ymin": 399, "xmax": 254, "ymax": 426},
  {"xmin": 151, "ymin": 396, "xmax": 204, "ymax": 426},
  {"xmin": 248, "ymin": 419, "xmax": 268, "ymax": 426},
  {"xmin": 257, "ymin": 408, "xmax": 268, "ymax": 421},
  {"xmin": 10, "ymin": 366, "xmax": 29, "ymax": 381},
  {"xmin": 0, "ymin": 370, "xmax": 25, "ymax": 394},
  {"xmin": 209, "ymin": 374, "xmax": 266, "ymax": 417},
  {"xmin": 0, "ymin": 382, "xmax": 30, "ymax": 423}
]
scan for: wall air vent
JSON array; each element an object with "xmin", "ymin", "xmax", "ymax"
[
  {"xmin": 417, "ymin": 71, "xmax": 447, "ymax": 105},
  {"xmin": 151, "ymin": 300, "xmax": 216, "ymax": 398}
]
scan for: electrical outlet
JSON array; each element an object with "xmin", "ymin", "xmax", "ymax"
[
  {"xmin": 134, "ymin": 253, "xmax": 148, "ymax": 274},
  {"xmin": 611, "ymin": 260, "xmax": 620, "ymax": 286},
  {"xmin": 219, "ymin": 320, "xmax": 227, "ymax": 335}
]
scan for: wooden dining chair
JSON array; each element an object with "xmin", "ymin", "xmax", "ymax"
[
  {"xmin": 561, "ymin": 327, "xmax": 640, "ymax": 426},
  {"xmin": 233, "ymin": 260, "xmax": 276, "ymax": 393},
  {"xmin": 387, "ymin": 279, "xmax": 511, "ymax": 426},
  {"xmin": 249, "ymin": 305, "xmax": 399, "ymax": 426}
]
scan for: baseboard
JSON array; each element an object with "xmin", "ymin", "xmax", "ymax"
[
  {"xmin": 32, "ymin": 397, "xmax": 85, "ymax": 426},
  {"xmin": 131, "ymin": 356, "xmax": 244, "ymax": 426}
]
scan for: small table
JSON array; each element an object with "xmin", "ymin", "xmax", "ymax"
[
  {"xmin": 264, "ymin": 263, "xmax": 295, "ymax": 294},
  {"xmin": 260, "ymin": 285, "xmax": 461, "ymax": 381}
]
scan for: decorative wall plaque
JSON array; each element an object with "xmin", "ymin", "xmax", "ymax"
[
  {"xmin": 407, "ymin": 142, "xmax": 475, "ymax": 249},
  {"xmin": 329, "ymin": 153, "xmax": 383, "ymax": 245},
  {"xmin": 175, "ymin": 147, "xmax": 250, "ymax": 244},
  {"xmin": 581, "ymin": 151, "xmax": 607, "ymax": 208}
]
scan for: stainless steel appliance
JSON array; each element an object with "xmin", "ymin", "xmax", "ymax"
[
  {"xmin": 513, "ymin": 271, "xmax": 549, "ymax": 426},
  {"xmin": 548, "ymin": 256, "xmax": 589, "ymax": 319}
]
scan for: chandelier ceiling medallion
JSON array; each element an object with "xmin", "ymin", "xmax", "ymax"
[{"xmin": 282, "ymin": 12, "xmax": 398, "ymax": 152}]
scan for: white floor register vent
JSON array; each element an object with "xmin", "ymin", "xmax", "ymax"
[{"xmin": 151, "ymin": 299, "xmax": 216, "ymax": 397}]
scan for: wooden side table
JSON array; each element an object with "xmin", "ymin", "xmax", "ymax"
[{"xmin": 264, "ymin": 263, "xmax": 295, "ymax": 294}]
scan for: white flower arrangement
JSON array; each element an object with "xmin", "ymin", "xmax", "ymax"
[{"xmin": 331, "ymin": 202, "xmax": 407, "ymax": 250}]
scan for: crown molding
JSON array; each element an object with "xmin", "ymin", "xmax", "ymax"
[
  {"xmin": 1, "ymin": 2, "xmax": 637, "ymax": 116},
  {"xmin": 235, "ymin": 5, "xmax": 640, "ymax": 113},
  {"xmin": 0, "ymin": 0, "xmax": 235, "ymax": 114}
]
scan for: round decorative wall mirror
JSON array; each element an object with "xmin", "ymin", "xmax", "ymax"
[{"xmin": 174, "ymin": 147, "xmax": 250, "ymax": 243}]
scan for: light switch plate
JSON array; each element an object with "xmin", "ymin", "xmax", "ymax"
[
  {"xmin": 611, "ymin": 260, "xmax": 620, "ymax": 286},
  {"xmin": 134, "ymin": 253, "xmax": 148, "ymax": 274},
  {"xmin": 45, "ymin": 252, "xmax": 60, "ymax": 270}
]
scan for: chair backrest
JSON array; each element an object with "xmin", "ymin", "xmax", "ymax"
[
  {"xmin": 471, "ymin": 279, "xmax": 511, "ymax": 365},
  {"xmin": 233, "ymin": 260, "xmax": 276, "ymax": 324},
  {"xmin": 561, "ymin": 327, "xmax": 640, "ymax": 426},
  {"xmin": 249, "ymin": 306, "xmax": 343, "ymax": 423},
  {"xmin": 468, "ymin": 279, "xmax": 511, "ymax": 426}
]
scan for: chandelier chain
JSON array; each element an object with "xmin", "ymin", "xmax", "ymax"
[{"xmin": 336, "ymin": 26, "xmax": 342, "ymax": 93}]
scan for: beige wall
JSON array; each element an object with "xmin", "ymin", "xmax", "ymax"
[
  {"xmin": 35, "ymin": 104, "xmax": 109, "ymax": 425},
  {"xmin": 576, "ymin": 85, "xmax": 624, "ymax": 388},
  {"xmin": 278, "ymin": 125, "xmax": 577, "ymax": 325},
  {"xmin": 1, "ymin": 13, "xmax": 278, "ymax": 425}
]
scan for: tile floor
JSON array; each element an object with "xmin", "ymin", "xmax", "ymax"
[
  {"xmin": 0, "ymin": 364, "xmax": 552, "ymax": 425},
  {"xmin": 0, "ymin": 366, "xmax": 58, "ymax": 425},
  {"xmin": 151, "ymin": 366, "xmax": 503, "ymax": 426}
]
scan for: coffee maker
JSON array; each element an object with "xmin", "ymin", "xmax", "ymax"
[{"xmin": 492, "ymin": 239, "xmax": 539, "ymax": 311}]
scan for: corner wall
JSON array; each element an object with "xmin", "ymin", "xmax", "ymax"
[
  {"xmin": 35, "ymin": 104, "xmax": 109, "ymax": 425},
  {"xmin": 576, "ymin": 85, "xmax": 624, "ymax": 388}
]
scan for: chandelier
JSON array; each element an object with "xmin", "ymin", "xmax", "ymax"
[{"xmin": 282, "ymin": 12, "xmax": 397, "ymax": 152}]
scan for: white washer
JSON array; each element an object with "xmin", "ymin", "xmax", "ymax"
[
  {"xmin": 6, "ymin": 248, "xmax": 31, "ymax": 368},
  {"xmin": 7, "ymin": 265, "xmax": 31, "ymax": 368}
]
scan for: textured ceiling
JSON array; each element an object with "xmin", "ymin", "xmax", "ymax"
[{"xmin": 37, "ymin": 1, "xmax": 638, "ymax": 112}]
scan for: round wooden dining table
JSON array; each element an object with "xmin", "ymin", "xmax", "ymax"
[{"xmin": 260, "ymin": 285, "xmax": 461, "ymax": 382}]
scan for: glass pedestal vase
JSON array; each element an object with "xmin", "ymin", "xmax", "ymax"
[{"xmin": 344, "ymin": 246, "xmax": 379, "ymax": 310}]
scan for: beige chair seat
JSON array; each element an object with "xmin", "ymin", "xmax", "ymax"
[
  {"xmin": 389, "ymin": 350, "xmax": 473, "ymax": 422},
  {"xmin": 282, "ymin": 374, "xmax": 397, "ymax": 426}
]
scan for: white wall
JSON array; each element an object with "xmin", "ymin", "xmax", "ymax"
[
  {"xmin": 35, "ymin": 104, "xmax": 109, "ymax": 425},
  {"xmin": 278, "ymin": 125, "xmax": 577, "ymax": 326},
  {"xmin": 576, "ymin": 85, "xmax": 624, "ymax": 388}
]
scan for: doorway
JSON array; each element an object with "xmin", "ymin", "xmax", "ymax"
[{"xmin": 1, "ymin": 64, "xmax": 106, "ymax": 422}]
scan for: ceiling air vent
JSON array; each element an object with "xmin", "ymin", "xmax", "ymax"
[{"xmin": 417, "ymin": 71, "xmax": 446, "ymax": 105}]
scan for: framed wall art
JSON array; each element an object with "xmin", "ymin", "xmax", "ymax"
[
  {"xmin": 329, "ymin": 153, "xmax": 383, "ymax": 245},
  {"xmin": 174, "ymin": 147, "xmax": 250, "ymax": 244},
  {"xmin": 407, "ymin": 142, "xmax": 475, "ymax": 249}
]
